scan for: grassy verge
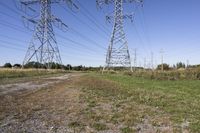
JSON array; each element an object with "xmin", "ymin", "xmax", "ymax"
[
  {"xmin": 123, "ymin": 68, "xmax": 200, "ymax": 80},
  {"xmin": 75, "ymin": 73, "xmax": 200, "ymax": 132}
]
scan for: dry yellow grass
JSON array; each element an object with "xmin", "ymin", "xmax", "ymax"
[
  {"xmin": 0, "ymin": 68, "xmax": 67, "ymax": 85},
  {"xmin": 0, "ymin": 68, "xmax": 65, "ymax": 79}
]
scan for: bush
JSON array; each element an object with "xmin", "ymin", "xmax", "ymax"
[
  {"xmin": 124, "ymin": 68, "xmax": 200, "ymax": 81},
  {"xmin": 3, "ymin": 63, "xmax": 12, "ymax": 68},
  {"xmin": 123, "ymin": 71, "xmax": 133, "ymax": 76},
  {"xmin": 13, "ymin": 64, "xmax": 22, "ymax": 68},
  {"xmin": 196, "ymin": 72, "xmax": 200, "ymax": 80}
]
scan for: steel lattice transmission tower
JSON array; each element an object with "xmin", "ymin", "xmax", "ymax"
[
  {"xmin": 96, "ymin": 0, "xmax": 143, "ymax": 72},
  {"xmin": 19, "ymin": 0, "xmax": 78, "ymax": 68}
]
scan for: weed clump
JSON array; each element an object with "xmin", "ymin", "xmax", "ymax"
[{"xmin": 92, "ymin": 123, "xmax": 108, "ymax": 131}]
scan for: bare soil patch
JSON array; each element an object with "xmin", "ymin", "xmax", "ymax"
[{"xmin": 0, "ymin": 73, "xmax": 85, "ymax": 133}]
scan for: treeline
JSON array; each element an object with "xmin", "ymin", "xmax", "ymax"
[
  {"xmin": 124, "ymin": 68, "xmax": 200, "ymax": 80},
  {"xmin": 156, "ymin": 62, "xmax": 199, "ymax": 71},
  {"xmin": 1, "ymin": 61, "xmax": 200, "ymax": 72},
  {"xmin": 1, "ymin": 62, "xmax": 102, "ymax": 71}
]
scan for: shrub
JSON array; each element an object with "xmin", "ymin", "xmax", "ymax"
[
  {"xmin": 3, "ymin": 63, "xmax": 12, "ymax": 68},
  {"xmin": 123, "ymin": 68, "xmax": 200, "ymax": 80}
]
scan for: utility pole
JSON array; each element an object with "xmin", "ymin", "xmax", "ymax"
[
  {"xmin": 160, "ymin": 49, "xmax": 164, "ymax": 71},
  {"xmin": 19, "ymin": 0, "xmax": 78, "ymax": 69},
  {"xmin": 186, "ymin": 59, "xmax": 189, "ymax": 68},
  {"xmin": 134, "ymin": 48, "xmax": 137, "ymax": 71},
  {"xmin": 143, "ymin": 57, "xmax": 146, "ymax": 70},
  {"xmin": 151, "ymin": 52, "xmax": 154, "ymax": 70},
  {"xmin": 96, "ymin": 0, "xmax": 143, "ymax": 72},
  {"xmin": 155, "ymin": 59, "xmax": 157, "ymax": 69},
  {"xmin": 139, "ymin": 61, "xmax": 141, "ymax": 68}
]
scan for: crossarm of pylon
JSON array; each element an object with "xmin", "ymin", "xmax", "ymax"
[
  {"xmin": 122, "ymin": 0, "xmax": 143, "ymax": 3},
  {"xmin": 20, "ymin": 0, "xmax": 40, "ymax": 5},
  {"xmin": 51, "ymin": 15, "xmax": 68, "ymax": 32},
  {"xmin": 96, "ymin": 0, "xmax": 114, "ymax": 8}
]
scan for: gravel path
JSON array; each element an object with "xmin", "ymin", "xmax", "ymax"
[
  {"xmin": 0, "ymin": 74, "xmax": 77, "ymax": 96},
  {"xmin": 0, "ymin": 73, "xmax": 83, "ymax": 133}
]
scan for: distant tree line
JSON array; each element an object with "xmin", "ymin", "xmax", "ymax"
[
  {"xmin": 1, "ymin": 62, "xmax": 102, "ymax": 71},
  {"xmin": 3, "ymin": 63, "xmax": 22, "ymax": 68},
  {"xmin": 156, "ymin": 62, "xmax": 198, "ymax": 71},
  {"xmin": 1, "ymin": 61, "xmax": 200, "ymax": 71}
]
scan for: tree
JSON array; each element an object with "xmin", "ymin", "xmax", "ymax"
[
  {"xmin": 156, "ymin": 63, "xmax": 170, "ymax": 71},
  {"xmin": 3, "ymin": 63, "xmax": 12, "ymax": 68},
  {"xmin": 13, "ymin": 64, "xmax": 22, "ymax": 68},
  {"xmin": 176, "ymin": 62, "xmax": 186, "ymax": 69},
  {"xmin": 66, "ymin": 64, "xmax": 72, "ymax": 70},
  {"xmin": 49, "ymin": 63, "xmax": 63, "ymax": 69},
  {"xmin": 24, "ymin": 61, "xmax": 44, "ymax": 69},
  {"xmin": 73, "ymin": 65, "xmax": 83, "ymax": 71}
]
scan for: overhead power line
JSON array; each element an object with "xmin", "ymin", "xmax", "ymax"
[
  {"xmin": 0, "ymin": 1, "xmax": 106, "ymax": 52},
  {"xmin": 0, "ymin": 40, "xmax": 26, "ymax": 51},
  {"xmin": 0, "ymin": 19, "xmax": 101, "ymax": 55},
  {"xmin": 0, "ymin": 0, "xmax": 109, "ymax": 65},
  {"xmin": 76, "ymin": 0, "xmax": 110, "ymax": 34},
  {"xmin": 0, "ymin": 1, "xmax": 22, "ymax": 15},
  {"xmin": 0, "ymin": 21, "xmax": 30, "ymax": 35},
  {"xmin": 70, "ymin": 27, "xmax": 107, "ymax": 50},
  {"xmin": 59, "ymin": 4, "xmax": 109, "ymax": 39}
]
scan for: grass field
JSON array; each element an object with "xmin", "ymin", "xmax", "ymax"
[
  {"xmin": 75, "ymin": 73, "xmax": 200, "ymax": 132},
  {"xmin": 1, "ymin": 71, "xmax": 200, "ymax": 132}
]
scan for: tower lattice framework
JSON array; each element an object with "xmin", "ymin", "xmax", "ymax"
[
  {"xmin": 19, "ymin": 0, "xmax": 78, "ymax": 68},
  {"xmin": 97, "ymin": 0, "xmax": 143, "ymax": 72}
]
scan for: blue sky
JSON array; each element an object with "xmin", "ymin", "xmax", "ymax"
[{"xmin": 0, "ymin": 0, "xmax": 200, "ymax": 67}]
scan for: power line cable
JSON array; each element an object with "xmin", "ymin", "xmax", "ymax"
[
  {"xmin": 0, "ymin": 39, "xmax": 104, "ymax": 63},
  {"xmin": 0, "ymin": 2, "xmax": 106, "ymax": 52},
  {"xmin": 0, "ymin": 1, "xmax": 105, "ymax": 64},
  {"xmin": 70, "ymin": 27, "xmax": 106, "ymax": 50},
  {"xmin": 0, "ymin": 21, "xmax": 30, "ymax": 35},
  {"xmin": 0, "ymin": 34, "xmax": 28, "ymax": 43},
  {"xmin": 0, "ymin": 42, "xmax": 26, "ymax": 51},
  {"xmin": 131, "ymin": 22, "xmax": 148, "ymax": 55},
  {"xmin": 0, "ymin": 18, "xmax": 101, "ymax": 54},
  {"xmin": 0, "ymin": 1, "xmax": 22, "ymax": 15},
  {"xmin": 0, "ymin": 33, "xmax": 97, "ymax": 56},
  {"xmin": 58, "ymin": 5, "xmax": 107, "ymax": 50},
  {"xmin": 59, "ymin": 4, "xmax": 108, "ymax": 39},
  {"xmin": 0, "ymin": 11, "xmax": 21, "ymax": 22},
  {"xmin": 76, "ymin": 0, "xmax": 110, "ymax": 34},
  {"xmin": 56, "ymin": 32, "xmax": 102, "ymax": 52},
  {"xmin": 0, "ymin": 42, "xmax": 104, "ymax": 63}
]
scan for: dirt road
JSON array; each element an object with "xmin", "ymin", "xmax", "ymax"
[
  {"xmin": 0, "ymin": 73, "xmax": 85, "ymax": 133},
  {"xmin": 0, "ymin": 74, "xmax": 71, "ymax": 96}
]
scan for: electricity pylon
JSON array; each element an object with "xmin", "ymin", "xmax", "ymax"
[
  {"xmin": 151, "ymin": 52, "xmax": 154, "ymax": 70},
  {"xmin": 96, "ymin": 0, "xmax": 143, "ymax": 72},
  {"xmin": 19, "ymin": 0, "xmax": 78, "ymax": 69},
  {"xmin": 133, "ymin": 48, "xmax": 137, "ymax": 71},
  {"xmin": 160, "ymin": 49, "xmax": 164, "ymax": 71}
]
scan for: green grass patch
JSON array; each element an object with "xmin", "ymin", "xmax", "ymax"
[
  {"xmin": 76, "ymin": 73, "xmax": 200, "ymax": 132},
  {"xmin": 92, "ymin": 123, "xmax": 108, "ymax": 131},
  {"xmin": 121, "ymin": 127, "xmax": 135, "ymax": 133}
]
